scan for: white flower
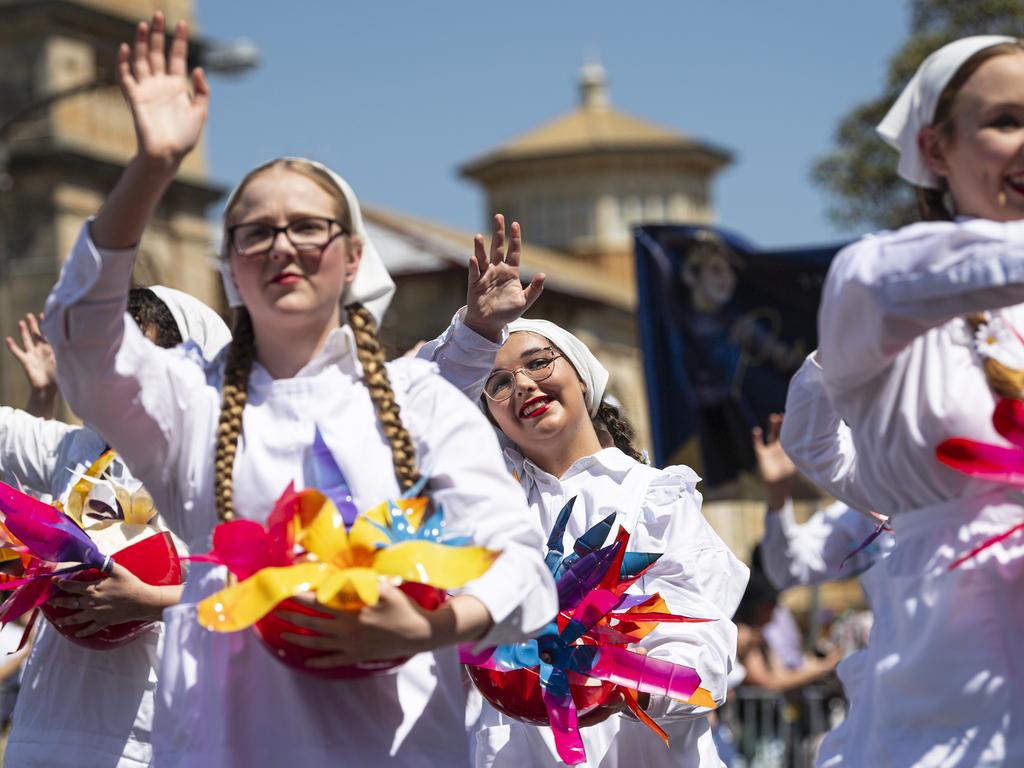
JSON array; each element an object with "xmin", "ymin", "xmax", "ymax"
[{"xmin": 975, "ymin": 315, "xmax": 1024, "ymax": 370}]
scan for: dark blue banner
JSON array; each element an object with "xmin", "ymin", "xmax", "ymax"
[{"xmin": 634, "ymin": 225, "xmax": 843, "ymax": 487}]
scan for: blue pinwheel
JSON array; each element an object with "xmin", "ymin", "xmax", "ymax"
[{"xmin": 462, "ymin": 497, "xmax": 713, "ymax": 764}]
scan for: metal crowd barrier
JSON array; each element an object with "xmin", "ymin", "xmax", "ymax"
[{"xmin": 716, "ymin": 684, "xmax": 846, "ymax": 768}]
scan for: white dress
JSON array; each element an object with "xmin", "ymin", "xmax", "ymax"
[
  {"xmin": 0, "ymin": 408, "xmax": 167, "ymax": 767},
  {"xmin": 423, "ymin": 314, "xmax": 747, "ymax": 767},
  {"xmin": 781, "ymin": 218, "xmax": 1024, "ymax": 768},
  {"xmin": 42, "ymin": 225, "xmax": 559, "ymax": 768}
]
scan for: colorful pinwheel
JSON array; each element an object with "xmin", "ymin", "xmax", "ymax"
[
  {"xmin": 462, "ymin": 497, "xmax": 715, "ymax": 765},
  {"xmin": 937, "ymin": 397, "xmax": 1024, "ymax": 567},
  {"xmin": 196, "ymin": 428, "xmax": 497, "ymax": 665},
  {"xmin": 0, "ymin": 450, "xmax": 181, "ymax": 649}
]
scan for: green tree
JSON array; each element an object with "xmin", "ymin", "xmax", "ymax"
[{"xmin": 812, "ymin": 0, "xmax": 1024, "ymax": 232}]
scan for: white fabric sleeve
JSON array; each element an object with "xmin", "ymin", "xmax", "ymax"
[
  {"xmin": 415, "ymin": 307, "xmax": 505, "ymax": 401},
  {"xmin": 761, "ymin": 499, "xmax": 879, "ymax": 590},
  {"xmin": 41, "ymin": 223, "xmax": 206, "ymax": 490},
  {"xmin": 780, "ymin": 353, "xmax": 877, "ymax": 513},
  {"xmin": 392, "ymin": 360, "xmax": 557, "ymax": 647},
  {"xmin": 818, "ymin": 219, "xmax": 1024, "ymax": 392},
  {"xmin": 626, "ymin": 467, "xmax": 749, "ymax": 720},
  {"xmin": 0, "ymin": 408, "xmax": 77, "ymax": 493}
]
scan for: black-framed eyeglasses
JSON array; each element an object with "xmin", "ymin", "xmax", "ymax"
[
  {"xmin": 484, "ymin": 348, "xmax": 563, "ymax": 402},
  {"xmin": 228, "ymin": 217, "xmax": 349, "ymax": 258}
]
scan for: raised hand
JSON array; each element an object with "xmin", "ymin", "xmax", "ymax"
[
  {"xmin": 464, "ymin": 214, "xmax": 546, "ymax": 343},
  {"xmin": 752, "ymin": 413, "xmax": 797, "ymax": 511},
  {"xmin": 91, "ymin": 13, "xmax": 210, "ymax": 249},
  {"xmin": 6, "ymin": 313, "xmax": 55, "ymax": 392},
  {"xmin": 5, "ymin": 313, "xmax": 57, "ymax": 418},
  {"xmin": 117, "ymin": 12, "xmax": 209, "ymax": 170}
]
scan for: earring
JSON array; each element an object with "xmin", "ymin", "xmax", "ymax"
[{"xmin": 999, "ymin": 190, "xmax": 1008, "ymax": 207}]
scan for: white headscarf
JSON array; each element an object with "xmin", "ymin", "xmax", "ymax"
[
  {"xmin": 507, "ymin": 318, "xmax": 609, "ymax": 417},
  {"xmin": 877, "ymin": 35, "xmax": 1018, "ymax": 189},
  {"xmin": 218, "ymin": 158, "xmax": 396, "ymax": 324},
  {"xmin": 147, "ymin": 285, "xmax": 232, "ymax": 360}
]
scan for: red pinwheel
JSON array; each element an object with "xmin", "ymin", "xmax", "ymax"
[
  {"xmin": 0, "ymin": 476, "xmax": 182, "ymax": 650},
  {"xmin": 461, "ymin": 498, "xmax": 715, "ymax": 765}
]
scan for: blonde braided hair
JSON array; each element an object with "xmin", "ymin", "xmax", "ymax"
[
  {"xmin": 347, "ymin": 302, "xmax": 421, "ymax": 492},
  {"xmin": 214, "ymin": 308, "xmax": 256, "ymax": 522},
  {"xmin": 966, "ymin": 313, "xmax": 1024, "ymax": 401}
]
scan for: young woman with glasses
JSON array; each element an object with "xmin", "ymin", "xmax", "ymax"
[
  {"xmin": 40, "ymin": 13, "xmax": 556, "ymax": 767},
  {"xmin": 423, "ymin": 286, "xmax": 747, "ymax": 765}
]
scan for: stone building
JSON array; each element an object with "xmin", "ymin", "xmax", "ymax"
[
  {"xmin": 0, "ymin": 0, "xmax": 223, "ymax": 413},
  {"xmin": 377, "ymin": 62, "xmax": 732, "ymax": 450}
]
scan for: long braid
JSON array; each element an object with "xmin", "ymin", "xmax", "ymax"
[
  {"xmin": 966, "ymin": 313, "xmax": 1024, "ymax": 401},
  {"xmin": 347, "ymin": 303, "xmax": 421, "ymax": 491},
  {"xmin": 214, "ymin": 308, "xmax": 256, "ymax": 522},
  {"xmin": 595, "ymin": 400, "xmax": 644, "ymax": 462}
]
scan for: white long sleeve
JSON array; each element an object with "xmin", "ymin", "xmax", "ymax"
[
  {"xmin": 761, "ymin": 499, "xmax": 883, "ymax": 590},
  {"xmin": 780, "ymin": 352, "xmax": 877, "ymax": 514},
  {"xmin": 42, "ymin": 224, "xmax": 206, "ymax": 496},
  {"xmin": 819, "ymin": 218, "xmax": 1024, "ymax": 392},
  {"xmin": 416, "ymin": 307, "xmax": 502, "ymax": 400}
]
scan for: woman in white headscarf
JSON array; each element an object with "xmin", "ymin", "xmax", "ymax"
[
  {"xmin": 40, "ymin": 13, "xmax": 555, "ymax": 768},
  {"xmin": 779, "ymin": 35, "xmax": 1024, "ymax": 768},
  {"xmin": 420, "ymin": 228, "xmax": 747, "ymax": 766},
  {"xmin": 0, "ymin": 286, "xmax": 228, "ymax": 767}
]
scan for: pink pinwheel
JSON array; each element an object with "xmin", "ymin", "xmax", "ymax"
[
  {"xmin": 0, "ymin": 480, "xmax": 114, "ymax": 644},
  {"xmin": 0, "ymin": 482, "xmax": 112, "ymax": 574},
  {"xmin": 937, "ymin": 397, "xmax": 1024, "ymax": 567}
]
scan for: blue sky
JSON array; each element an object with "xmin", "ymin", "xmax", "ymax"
[{"xmin": 197, "ymin": 1, "xmax": 909, "ymax": 248}]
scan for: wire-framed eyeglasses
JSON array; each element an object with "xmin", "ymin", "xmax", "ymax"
[
  {"xmin": 228, "ymin": 217, "xmax": 349, "ymax": 258},
  {"xmin": 484, "ymin": 348, "xmax": 564, "ymax": 402}
]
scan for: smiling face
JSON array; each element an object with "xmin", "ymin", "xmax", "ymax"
[
  {"xmin": 485, "ymin": 331, "xmax": 594, "ymax": 454},
  {"xmin": 225, "ymin": 164, "xmax": 363, "ymax": 329},
  {"xmin": 920, "ymin": 49, "xmax": 1024, "ymax": 222}
]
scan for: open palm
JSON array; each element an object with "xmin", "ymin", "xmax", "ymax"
[
  {"xmin": 464, "ymin": 214, "xmax": 545, "ymax": 342},
  {"xmin": 117, "ymin": 13, "xmax": 209, "ymax": 167}
]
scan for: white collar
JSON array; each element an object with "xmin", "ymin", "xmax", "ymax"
[
  {"xmin": 248, "ymin": 325, "xmax": 361, "ymax": 389},
  {"xmin": 507, "ymin": 446, "xmax": 635, "ymax": 487}
]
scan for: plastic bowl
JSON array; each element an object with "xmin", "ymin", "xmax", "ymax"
[
  {"xmin": 41, "ymin": 529, "xmax": 183, "ymax": 650},
  {"xmin": 466, "ymin": 663, "xmax": 619, "ymax": 725},
  {"xmin": 254, "ymin": 581, "xmax": 446, "ymax": 679}
]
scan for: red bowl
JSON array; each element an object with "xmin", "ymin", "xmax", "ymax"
[
  {"xmin": 467, "ymin": 663, "xmax": 619, "ymax": 725},
  {"xmin": 41, "ymin": 530, "xmax": 183, "ymax": 650},
  {"xmin": 254, "ymin": 581, "xmax": 446, "ymax": 679}
]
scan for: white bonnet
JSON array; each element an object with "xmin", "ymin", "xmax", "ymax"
[
  {"xmin": 218, "ymin": 157, "xmax": 395, "ymax": 324},
  {"xmin": 877, "ymin": 35, "xmax": 1018, "ymax": 188}
]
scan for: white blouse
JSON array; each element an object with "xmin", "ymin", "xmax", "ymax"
[
  {"xmin": 41, "ymin": 225, "xmax": 558, "ymax": 768},
  {"xmin": 781, "ymin": 219, "xmax": 1024, "ymax": 768},
  {"xmin": 0, "ymin": 408, "xmax": 162, "ymax": 767}
]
